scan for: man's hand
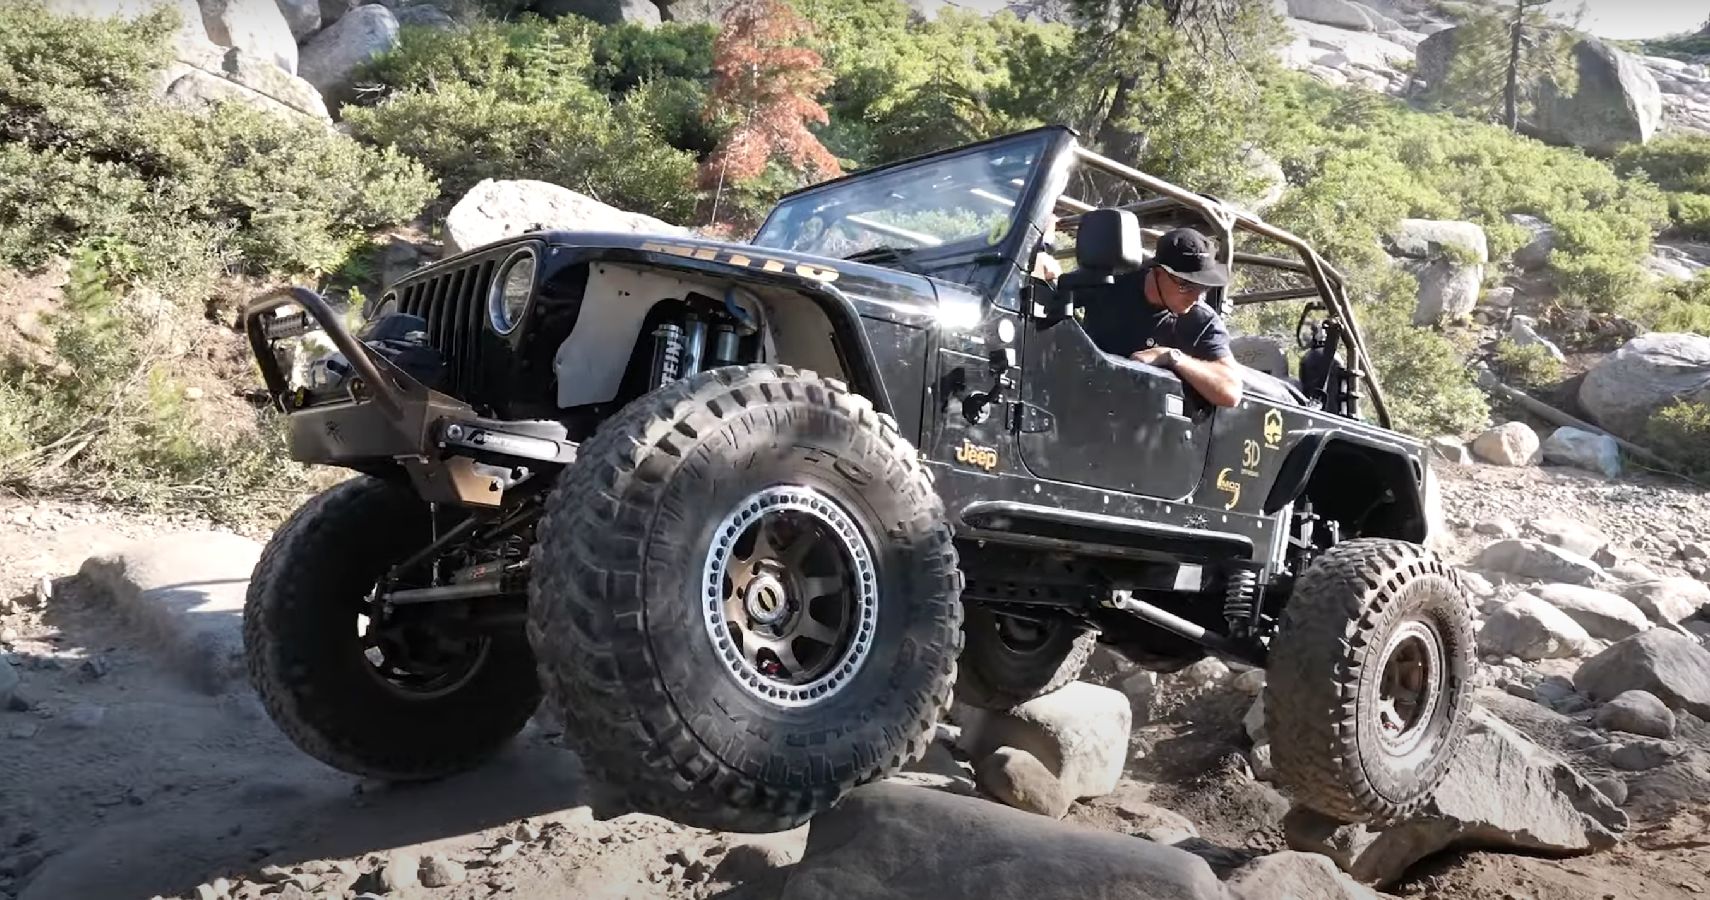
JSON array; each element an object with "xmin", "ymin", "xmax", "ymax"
[
  {"xmin": 1129, "ymin": 347, "xmax": 1172, "ymax": 367},
  {"xmin": 1031, "ymin": 251, "xmax": 1062, "ymax": 285},
  {"xmin": 1129, "ymin": 348, "xmax": 1245, "ymax": 408}
]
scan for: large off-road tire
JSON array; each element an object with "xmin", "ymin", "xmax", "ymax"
[
  {"xmin": 955, "ymin": 607, "xmax": 1095, "ymax": 710},
  {"xmin": 529, "ymin": 364, "xmax": 963, "ymax": 833},
  {"xmin": 244, "ymin": 476, "xmax": 543, "ymax": 781},
  {"xmin": 1265, "ymin": 538, "xmax": 1476, "ymax": 824}
]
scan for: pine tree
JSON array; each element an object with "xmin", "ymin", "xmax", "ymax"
[
  {"xmin": 1430, "ymin": 0, "xmax": 1581, "ymax": 132},
  {"xmin": 699, "ymin": 0, "xmax": 840, "ymax": 220}
]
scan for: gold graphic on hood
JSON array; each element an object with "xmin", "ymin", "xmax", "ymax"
[{"xmin": 641, "ymin": 241, "xmax": 840, "ymax": 283}]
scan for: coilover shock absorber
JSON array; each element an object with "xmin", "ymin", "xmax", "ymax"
[
  {"xmin": 650, "ymin": 322, "xmax": 685, "ymax": 389},
  {"xmin": 1223, "ymin": 566, "xmax": 1260, "ymax": 639}
]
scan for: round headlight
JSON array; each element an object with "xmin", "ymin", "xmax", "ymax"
[{"xmin": 489, "ymin": 249, "xmax": 537, "ymax": 335}]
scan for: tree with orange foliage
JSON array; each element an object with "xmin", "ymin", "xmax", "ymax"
[{"xmin": 699, "ymin": 0, "xmax": 841, "ymax": 222}]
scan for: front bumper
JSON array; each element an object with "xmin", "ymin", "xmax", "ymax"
[{"xmin": 237, "ymin": 287, "xmax": 577, "ymax": 507}]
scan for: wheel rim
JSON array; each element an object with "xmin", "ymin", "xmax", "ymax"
[
  {"xmin": 702, "ymin": 485, "xmax": 878, "ymax": 708},
  {"xmin": 993, "ymin": 613, "xmax": 1056, "ymax": 657},
  {"xmin": 359, "ymin": 594, "xmax": 490, "ymax": 701},
  {"xmin": 1375, "ymin": 618, "xmax": 1445, "ymax": 758}
]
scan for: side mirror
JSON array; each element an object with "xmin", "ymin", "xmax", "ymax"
[{"xmin": 1075, "ymin": 209, "xmax": 1144, "ymax": 277}]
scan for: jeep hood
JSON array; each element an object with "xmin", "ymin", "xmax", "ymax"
[{"xmin": 535, "ymin": 230, "xmax": 980, "ymax": 329}]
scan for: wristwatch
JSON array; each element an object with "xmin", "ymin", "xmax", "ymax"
[{"xmin": 1158, "ymin": 348, "xmax": 1183, "ymax": 370}]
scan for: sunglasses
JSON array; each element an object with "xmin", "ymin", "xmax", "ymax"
[{"xmin": 1161, "ymin": 268, "xmax": 1209, "ymax": 297}]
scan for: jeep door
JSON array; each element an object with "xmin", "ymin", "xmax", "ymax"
[{"xmin": 1016, "ymin": 310, "xmax": 1214, "ymax": 500}]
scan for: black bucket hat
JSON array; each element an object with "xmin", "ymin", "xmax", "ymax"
[{"xmin": 1154, "ymin": 227, "xmax": 1230, "ymax": 287}]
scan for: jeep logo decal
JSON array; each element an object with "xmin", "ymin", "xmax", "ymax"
[
  {"xmin": 640, "ymin": 241, "xmax": 840, "ymax": 283},
  {"xmin": 955, "ymin": 439, "xmax": 999, "ymax": 471}
]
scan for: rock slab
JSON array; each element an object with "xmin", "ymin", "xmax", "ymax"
[
  {"xmin": 763, "ymin": 783, "xmax": 1230, "ymax": 900},
  {"xmin": 956, "ymin": 681, "xmax": 1130, "ymax": 801},
  {"xmin": 975, "ymin": 747, "xmax": 1071, "ymax": 819},
  {"xmin": 1284, "ymin": 706, "xmax": 1627, "ymax": 887},
  {"xmin": 76, "ymin": 531, "xmax": 261, "ymax": 694},
  {"xmin": 1226, "ymin": 851, "xmax": 1380, "ymax": 900},
  {"xmin": 1575, "ymin": 630, "xmax": 1710, "ymax": 719},
  {"xmin": 1475, "ymin": 539, "xmax": 1604, "ymax": 585},
  {"xmin": 444, "ymin": 178, "xmax": 688, "ymax": 256},
  {"xmin": 1479, "ymin": 594, "xmax": 1593, "ymax": 660},
  {"xmin": 1595, "ymin": 689, "xmax": 1676, "ymax": 739},
  {"xmin": 1621, "ymin": 577, "xmax": 1710, "ymax": 626},
  {"xmin": 198, "ymin": 0, "xmax": 297, "ymax": 74},
  {"xmin": 1534, "ymin": 584, "xmax": 1651, "ymax": 641}
]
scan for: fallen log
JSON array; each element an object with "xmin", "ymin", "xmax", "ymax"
[{"xmin": 1475, "ymin": 369, "xmax": 1699, "ymax": 483}]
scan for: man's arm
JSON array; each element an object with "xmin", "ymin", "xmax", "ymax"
[{"xmin": 1131, "ymin": 347, "xmax": 1246, "ymax": 407}]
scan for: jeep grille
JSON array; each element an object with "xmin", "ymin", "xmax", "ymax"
[{"xmin": 397, "ymin": 259, "xmax": 495, "ymax": 399}]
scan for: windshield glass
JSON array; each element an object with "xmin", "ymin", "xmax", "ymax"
[{"xmin": 751, "ymin": 134, "xmax": 1052, "ymax": 266}]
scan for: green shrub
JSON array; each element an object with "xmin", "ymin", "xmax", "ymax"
[
  {"xmin": 1617, "ymin": 135, "xmax": 1710, "ymax": 194},
  {"xmin": 1646, "ymin": 399, "xmax": 1710, "ymax": 479},
  {"xmin": 347, "ymin": 17, "xmax": 698, "ymax": 219},
  {"xmin": 1355, "ymin": 297, "xmax": 1491, "ymax": 438},
  {"xmin": 1492, "ymin": 338, "xmax": 1564, "ymax": 389},
  {"xmin": 1667, "ymin": 192, "xmax": 1710, "ymax": 240},
  {"xmin": 589, "ymin": 19, "xmax": 716, "ymax": 93},
  {"xmin": 1642, "ymin": 272, "xmax": 1710, "ymax": 334},
  {"xmin": 0, "ymin": 1, "xmax": 436, "ymax": 283}
]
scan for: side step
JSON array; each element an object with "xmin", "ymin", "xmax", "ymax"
[{"xmin": 958, "ymin": 500, "xmax": 1254, "ymax": 559}]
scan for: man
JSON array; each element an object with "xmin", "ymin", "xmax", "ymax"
[{"xmin": 1072, "ymin": 226, "xmax": 1245, "ymax": 408}]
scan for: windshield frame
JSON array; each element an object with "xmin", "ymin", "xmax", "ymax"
[{"xmin": 749, "ymin": 128, "xmax": 1072, "ymax": 285}]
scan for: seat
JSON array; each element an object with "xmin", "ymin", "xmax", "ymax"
[{"xmin": 1239, "ymin": 365, "xmax": 1307, "ymax": 406}]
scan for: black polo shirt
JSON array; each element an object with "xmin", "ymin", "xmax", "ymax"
[{"xmin": 1079, "ymin": 264, "xmax": 1232, "ymax": 362}]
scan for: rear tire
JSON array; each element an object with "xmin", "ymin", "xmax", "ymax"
[
  {"xmin": 1265, "ymin": 538, "xmax": 1475, "ymax": 824},
  {"xmin": 954, "ymin": 607, "xmax": 1095, "ymax": 710},
  {"xmin": 244, "ymin": 476, "xmax": 543, "ymax": 781},
  {"xmin": 528, "ymin": 365, "xmax": 963, "ymax": 833}
]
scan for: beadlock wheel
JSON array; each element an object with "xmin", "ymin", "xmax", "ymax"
[
  {"xmin": 528, "ymin": 365, "xmax": 963, "ymax": 832},
  {"xmin": 702, "ymin": 485, "xmax": 879, "ymax": 708}
]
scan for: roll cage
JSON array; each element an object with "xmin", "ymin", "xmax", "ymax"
[{"xmin": 1032, "ymin": 132, "xmax": 1395, "ymax": 430}]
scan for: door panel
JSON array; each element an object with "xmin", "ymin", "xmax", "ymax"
[{"xmin": 1018, "ymin": 314, "xmax": 1213, "ymax": 499}]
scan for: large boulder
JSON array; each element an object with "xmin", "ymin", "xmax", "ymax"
[
  {"xmin": 1541, "ymin": 426, "xmax": 1621, "ymax": 479},
  {"xmin": 1282, "ymin": 0, "xmax": 1400, "ymax": 32},
  {"xmin": 1578, "ymin": 333, "xmax": 1710, "ymax": 440},
  {"xmin": 1533, "ymin": 584, "xmax": 1652, "ymax": 641},
  {"xmin": 757, "ymin": 783, "xmax": 1230, "ymax": 900},
  {"xmin": 956, "ymin": 682, "xmax": 1130, "ymax": 801},
  {"xmin": 1470, "ymin": 422, "xmax": 1540, "ymax": 466},
  {"xmin": 532, "ymin": 0, "xmax": 663, "ymax": 25},
  {"xmin": 275, "ymin": 0, "xmax": 319, "ymax": 40},
  {"xmin": 1532, "ymin": 38, "xmax": 1664, "ymax": 156},
  {"xmin": 297, "ymin": 4, "xmax": 399, "ymax": 109},
  {"xmin": 1226, "ymin": 852, "xmax": 1380, "ymax": 900},
  {"xmin": 1620, "ymin": 577, "xmax": 1710, "ymax": 627},
  {"xmin": 198, "ymin": 0, "xmax": 297, "ymax": 73},
  {"xmin": 444, "ymin": 178, "xmax": 689, "ymax": 256},
  {"xmin": 1479, "ymin": 594, "xmax": 1594, "ymax": 661},
  {"xmin": 165, "ymin": 43, "xmax": 330, "ymax": 121},
  {"xmin": 1475, "ymin": 539, "xmax": 1604, "ymax": 585},
  {"xmin": 1284, "ymin": 705, "xmax": 1627, "ymax": 887},
  {"xmin": 44, "ymin": 0, "xmax": 214, "ymax": 53},
  {"xmin": 395, "ymin": 4, "xmax": 456, "ymax": 29},
  {"xmin": 1386, "ymin": 219, "xmax": 1488, "ymax": 325},
  {"xmin": 1574, "ymin": 630, "xmax": 1710, "ymax": 719}
]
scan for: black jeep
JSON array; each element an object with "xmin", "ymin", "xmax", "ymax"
[{"xmin": 237, "ymin": 125, "xmax": 1474, "ymax": 833}]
